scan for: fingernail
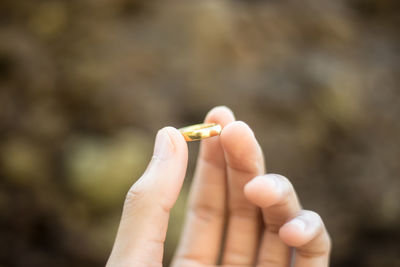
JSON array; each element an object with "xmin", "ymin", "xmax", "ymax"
[
  {"xmin": 265, "ymin": 175, "xmax": 278, "ymax": 188},
  {"xmin": 153, "ymin": 128, "xmax": 174, "ymax": 160},
  {"xmin": 289, "ymin": 218, "xmax": 306, "ymax": 232},
  {"xmin": 265, "ymin": 174, "xmax": 282, "ymax": 194}
]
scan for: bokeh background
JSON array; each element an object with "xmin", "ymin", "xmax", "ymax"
[{"xmin": 1, "ymin": 0, "xmax": 400, "ymax": 266}]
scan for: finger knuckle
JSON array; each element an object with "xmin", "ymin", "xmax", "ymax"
[
  {"xmin": 189, "ymin": 203, "xmax": 225, "ymax": 223},
  {"xmin": 258, "ymin": 256, "xmax": 282, "ymax": 266},
  {"xmin": 298, "ymin": 247, "xmax": 329, "ymax": 259},
  {"xmin": 229, "ymin": 205, "xmax": 259, "ymax": 219},
  {"xmin": 125, "ymin": 186, "xmax": 146, "ymax": 205},
  {"xmin": 124, "ymin": 180, "xmax": 151, "ymax": 211}
]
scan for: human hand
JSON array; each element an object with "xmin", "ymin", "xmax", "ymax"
[{"xmin": 106, "ymin": 106, "xmax": 331, "ymax": 267}]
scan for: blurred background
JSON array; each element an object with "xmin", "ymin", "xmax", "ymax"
[{"xmin": 0, "ymin": 0, "xmax": 399, "ymax": 266}]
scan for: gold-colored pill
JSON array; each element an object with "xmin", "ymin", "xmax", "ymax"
[{"xmin": 179, "ymin": 123, "xmax": 222, "ymax": 142}]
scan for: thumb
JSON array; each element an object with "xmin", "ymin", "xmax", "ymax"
[{"xmin": 107, "ymin": 127, "xmax": 188, "ymax": 267}]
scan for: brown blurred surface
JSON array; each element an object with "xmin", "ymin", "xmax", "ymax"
[{"xmin": 1, "ymin": 0, "xmax": 400, "ymax": 266}]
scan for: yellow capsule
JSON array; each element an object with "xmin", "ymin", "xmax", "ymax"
[{"xmin": 179, "ymin": 123, "xmax": 222, "ymax": 142}]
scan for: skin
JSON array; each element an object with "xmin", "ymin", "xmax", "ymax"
[{"xmin": 107, "ymin": 106, "xmax": 331, "ymax": 267}]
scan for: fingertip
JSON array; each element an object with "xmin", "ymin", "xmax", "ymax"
[
  {"xmin": 205, "ymin": 105, "xmax": 235, "ymax": 127},
  {"xmin": 279, "ymin": 211, "xmax": 323, "ymax": 247},
  {"xmin": 220, "ymin": 121, "xmax": 256, "ymax": 151},
  {"xmin": 149, "ymin": 126, "xmax": 188, "ymax": 179},
  {"xmin": 279, "ymin": 218, "xmax": 308, "ymax": 247},
  {"xmin": 244, "ymin": 175, "xmax": 282, "ymax": 208},
  {"xmin": 163, "ymin": 126, "xmax": 188, "ymax": 156},
  {"xmin": 220, "ymin": 121, "xmax": 263, "ymax": 173},
  {"xmin": 222, "ymin": 120, "xmax": 253, "ymax": 134},
  {"xmin": 197, "ymin": 107, "xmax": 234, "ymax": 167}
]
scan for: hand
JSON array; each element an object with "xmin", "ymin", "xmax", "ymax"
[{"xmin": 106, "ymin": 106, "xmax": 331, "ymax": 267}]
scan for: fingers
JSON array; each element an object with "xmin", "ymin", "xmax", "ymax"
[
  {"xmin": 280, "ymin": 211, "xmax": 331, "ymax": 267},
  {"xmin": 107, "ymin": 127, "xmax": 188, "ymax": 267},
  {"xmin": 244, "ymin": 174, "xmax": 302, "ymax": 229},
  {"xmin": 244, "ymin": 174, "xmax": 331, "ymax": 267},
  {"xmin": 220, "ymin": 121, "xmax": 265, "ymax": 265},
  {"xmin": 172, "ymin": 106, "xmax": 235, "ymax": 266},
  {"xmin": 244, "ymin": 174, "xmax": 301, "ymax": 266}
]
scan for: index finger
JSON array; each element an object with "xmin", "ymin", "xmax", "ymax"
[{"xmin": 172, "ymin": 106, "xmax": 235, "ymax": 266}]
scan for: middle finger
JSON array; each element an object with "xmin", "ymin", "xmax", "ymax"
[{"xmin": 220, "ymin": 121, "xmax": 265, "ymax": 266}]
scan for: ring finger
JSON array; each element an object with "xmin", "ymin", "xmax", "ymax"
[{"xmin": 244, "ymin": 174, "xmax": 302, "ymax": 266}]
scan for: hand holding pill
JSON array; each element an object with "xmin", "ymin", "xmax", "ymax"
[{"xmin": 107, "ymin": 106, "xmax": 331, "ymax": 267}]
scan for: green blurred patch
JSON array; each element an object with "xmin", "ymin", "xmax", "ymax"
[
  {"xmin": 65, "ymin": 129, "xmax": 152, "ymax": 209},
  {"xmin": 1, "ymin": 138, "xmax": 49, "ymax": 185}
]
